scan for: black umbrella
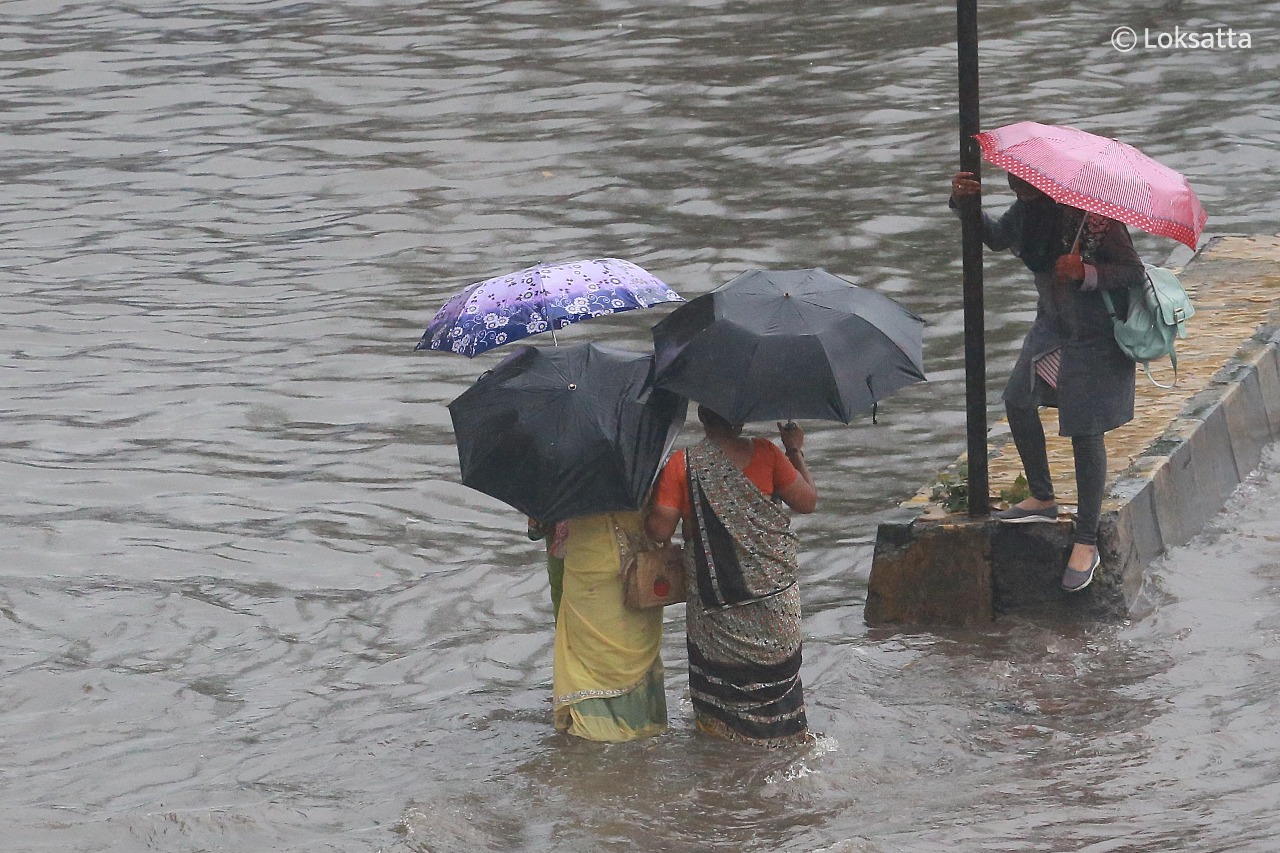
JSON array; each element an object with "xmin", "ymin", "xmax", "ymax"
[
  {"xmin": 651, "ymin": 268, "xmax": 926, "ymax": 424},
  {"xmin": 447, "ymin": 342, "xmax": 687, "ymax": 523}
]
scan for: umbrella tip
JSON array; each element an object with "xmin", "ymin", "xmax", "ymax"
[{"xmin": 568, "ymin": 383, "xmax": 578, "ymax": 390}]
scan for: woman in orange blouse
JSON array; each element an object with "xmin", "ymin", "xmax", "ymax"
[{"xmin": 646, "ymin": 405, "xmax": 816, "ymax": 746}]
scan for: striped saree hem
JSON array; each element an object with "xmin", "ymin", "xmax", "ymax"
[{"xmin": 688, "ymin": 642, "xmax": 806, "ymax": 746}]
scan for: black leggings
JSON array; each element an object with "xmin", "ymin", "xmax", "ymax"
[{"xmin": 1005, "ymin": 402, "xmax": 1106, "ymax": 547}]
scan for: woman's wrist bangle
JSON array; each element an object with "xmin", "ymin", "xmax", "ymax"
[{"xmin": 786, "ymin": 448, "xmax": 804, "ymax": 459}]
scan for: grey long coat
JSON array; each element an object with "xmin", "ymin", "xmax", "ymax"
[{"xmin": 980, "ymin": 201, "xmax": 1145, "ymax": 436}]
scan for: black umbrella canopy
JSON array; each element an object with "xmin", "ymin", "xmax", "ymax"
[
  {"xmin": 447, "ymin": 342, "xmax": 687, "ymax": 524},
  {"xmin": 651, "ymin": 268, "xmax": 926, "ymax": 424}
]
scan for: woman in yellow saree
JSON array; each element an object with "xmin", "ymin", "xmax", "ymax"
[{"xmin": 552, "ymin": 510, "xmax": 667, "ymax": 741}]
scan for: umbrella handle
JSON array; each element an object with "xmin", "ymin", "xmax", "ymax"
[
  {"xmin": 537, "ymin": 262, "xmax": 560, "ymax": 347},
  {"xmin": 1070, "ymin": 215, "xmax": 1087, "ymax": 255}
]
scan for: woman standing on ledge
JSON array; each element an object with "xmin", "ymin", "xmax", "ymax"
[
  {"xmin": 645, "ymin": 405, "xmax": 816, "ymax": 746},
  {"xmin": 951, "ymin": 169, "xmax": 1145, "ymax": 592}
]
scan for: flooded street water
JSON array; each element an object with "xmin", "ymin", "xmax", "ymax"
[{"xmin": 2, "ymin": 1, "xmax": 1279, "ymax": 850}]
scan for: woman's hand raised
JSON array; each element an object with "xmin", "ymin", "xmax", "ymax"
[
  {"xmin": 777, "ymin": 420, "xmax": 804, "ymax": 454},
  {"xmin": 1053, "ymin": 252, "xmax": 1086, "ymax": 289},
  {"xmin": 776, "ymin": 421, "xmax": 816, "ymax": 513},
  {"xmin": 950, "ymin": 171, "xmax": 981, "ymax": 202}
]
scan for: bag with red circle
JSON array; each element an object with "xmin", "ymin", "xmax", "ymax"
[{"xmin": 621, "ymin": 540, "xmax": 687, "ymax": 610}]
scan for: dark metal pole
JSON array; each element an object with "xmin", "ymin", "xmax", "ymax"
[{"xmin": 956, "ymin": 0, "xmax": 989, "ymax": 516}]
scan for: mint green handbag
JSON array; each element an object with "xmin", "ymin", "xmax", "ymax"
[{"xmin": 1101, "ymin": 263, "xmax": 1195, "ymax": 387}]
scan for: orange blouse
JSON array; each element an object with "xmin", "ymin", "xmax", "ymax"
[{"xmin": 652, "ymin": 438, "xmax": 798, "ymax": 522}]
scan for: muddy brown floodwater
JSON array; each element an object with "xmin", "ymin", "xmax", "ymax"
[{"xmin": 2, "ymin": 1, "xmax": 1278, "ymax": 851}]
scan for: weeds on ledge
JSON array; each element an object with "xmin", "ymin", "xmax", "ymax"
[
  {"xmin": 999, "ymin": 474, "xmax": 1030, "ymax": 507},
  {"xmin": 930, "ymin": 472, "xmax": 969, "ymax": 514}
]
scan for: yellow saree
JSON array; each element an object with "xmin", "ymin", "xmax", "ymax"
[{"xmin": 552, "ymin": 511, "xmax": 667, "ymax": 741}]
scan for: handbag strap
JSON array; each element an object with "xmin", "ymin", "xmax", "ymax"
[{"xmin": 1101, "ymin": 288, "xmax": 1119, "ymax": 318}]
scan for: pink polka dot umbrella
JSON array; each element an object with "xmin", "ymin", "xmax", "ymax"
[{"xmin": 974, "ymin": 121, "xmax": 1207, "ymax": 249}]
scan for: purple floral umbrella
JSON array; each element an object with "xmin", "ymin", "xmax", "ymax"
[{"xmin": 416, "ymin": 258, "xmax": 684, "ymax": 357}]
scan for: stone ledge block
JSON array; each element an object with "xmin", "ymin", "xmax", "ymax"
[{"xmin": 867, "ymin": 521, "xmax": 993, "ymax": 627}]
